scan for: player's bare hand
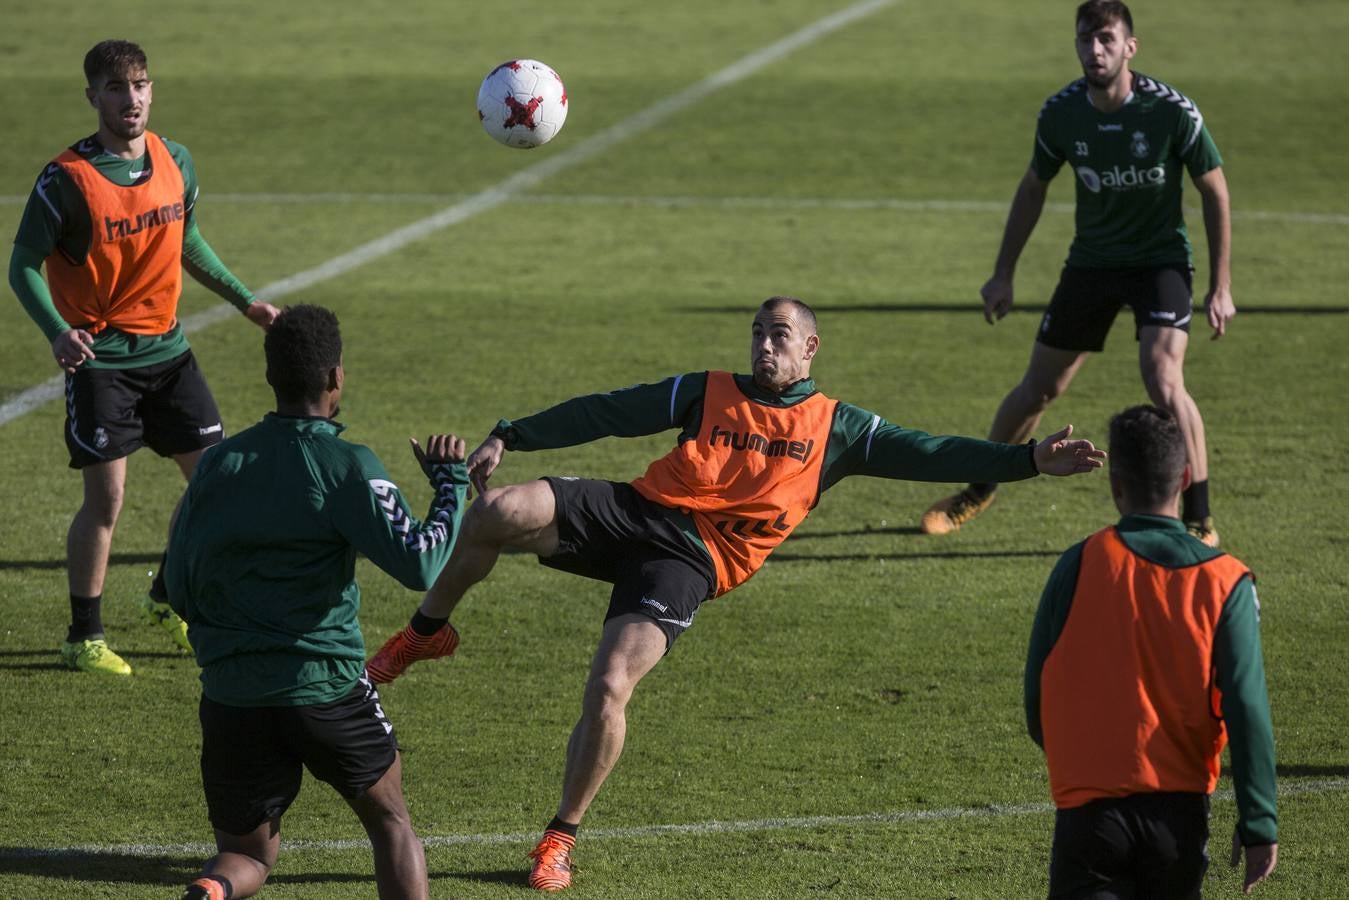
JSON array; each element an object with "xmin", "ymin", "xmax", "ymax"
[
  {"xmin": 466, "ymin": 435, "xmax": 506, "ymax": 497},
  {"xmin": 981, "ymin": 275, "xmax": 1015, "ymax": 325},
  {"xmin": 52, "ymin": 328, "xmax": 95, "ymax": 373},
  {"xmin": 1033, "ymin": 424, "xmax": 1107, "ymax": 475},
  {"xmin": 245, "ymin": 301, "xmax": 282, "ymax": 330},
  {"xmin": 410, "ymin": 434, "xmax": 467, "ymax": 475},
  {"xmin": 1205, "ymin": 286, "xmax": 1235, "ymax": 340},
  {"xmin": 1230, "ymin": 831, "xmax": 1277, "ymax": 894}
]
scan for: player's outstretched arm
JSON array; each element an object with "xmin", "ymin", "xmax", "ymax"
[
  {"xmin": 1032, "ymin": 425, "xmax": 1106, "ymax": 475},
  {"xmin": 465, "ymin": 435, "xmax": 506, "ymax": 497},
  {"xmin": 1230, "ymin": 832, "xmax": 1277, "ymax": 894}
]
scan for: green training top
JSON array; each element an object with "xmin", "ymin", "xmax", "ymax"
[
  {"xmin": 489, "ymin": 371, "xmax": 1040, "ymax": 558},
  {"xmin": 1024, "ymin": 514, "xmax": 1277, "ymax": 846},
  {"xmin": 1031, "ymin": 72, "xmax": 1223, "ymax": 268},
  {"xmin": 9, "ymin": 134, "xmax": 256, "ymax": 368},
  {"xmin": 165, "ymin": 414, "xmax": 470, "ymax": 707}
]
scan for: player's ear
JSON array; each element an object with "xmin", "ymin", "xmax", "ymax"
[
  {"xmin": 1179, "ymin": 462, "xmax": 1192, "ymax": 493},
  {"xmin": 803, "ymin": 333, "xmax": 819, "ymax": 360},
  {"xmin": 85, "ymin": 85, "xmax": 97, "ymax": 108}
]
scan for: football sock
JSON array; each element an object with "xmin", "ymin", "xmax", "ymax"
[
  {"xmin": 67, "ymin": 594, "xmax": 104, "ymax": 643},
  {"xmin": 546, "ymin": 816, "xmax": 579, "ymax": 839},
  {"xmin": 148, "ymin": 550, "xmax": 169, "ymax": 603},
  {"xmin": 410, "ymin": 611, "xmax": 449, "ymax": 637},
  {"xmin": 968, "ymin": 482, "xmax": 997, "ymax": 500},
  {"xmin": 1182, "ymin": 479, "xmax": 1210, "ymax": 522}
]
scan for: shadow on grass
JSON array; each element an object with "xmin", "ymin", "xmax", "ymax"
[
  {"xmin": 0, "ymin": 551, "xmax": 161, "ymax": 572},
  {"xmin": 0, "ymin": 851, "xmax": 195, "ymax": 886},
  {"xmin": 432, "ymin": 868, "xmax": 529, "ymax": 888},
  {"xmin": 0, "ymin": 648, "xmax": 187, "ymax": 672},
  {"xmin": 684, "ymin": 303, "xmax": 1349, "ymax": 315}
]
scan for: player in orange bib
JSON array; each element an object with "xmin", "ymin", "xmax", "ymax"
[
  {"xmin": 7, "ymin": 40, "xmax": 279, "ymax": 677},
  {"xmin": 1025, "ymin": 406, "xmax": 1276, "ymax": 896},
  {"xmin": 367, "ymin": 296, "xmax": 1107, "ymax": 892}
]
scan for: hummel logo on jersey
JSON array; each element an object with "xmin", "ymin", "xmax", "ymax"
[
  {"xmin": 103, "ymin": 200, "xmax": 184, "ymax": 241},
  {"xmin": 708, "ymin": 424, "xmax": 815, "ymax": 462},
  {"xmin": 1076, "ymin": 164, "xmax": 1165, "ymax": 194},
  {"xmin": 128, "ymin": 169, "xmax": 145, "ymax": 179},
  {"xmin": 1097, "ymin": 123, "xmax": 1123, "ymax": 132}
]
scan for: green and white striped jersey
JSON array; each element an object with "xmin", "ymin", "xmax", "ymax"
[{"xmin": 1031, "ymin": 72, "xmax": 1223, "ymax": 268}]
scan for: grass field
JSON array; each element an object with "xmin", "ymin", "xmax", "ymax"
[{"xmin": 2, "ymin": 1, "xmax": 1347, "ymax": 897}]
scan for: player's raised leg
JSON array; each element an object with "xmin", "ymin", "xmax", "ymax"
[
  {"xmin": 60, "ymin": 458, "xmax": 133, "ymax": 676},
  {"xmin": 1139, "ymin": 326, "xmax": 1217, "ymax": 546},
  {"xmin": 529, "ymin": 614, "xmax": 668, "ymax": 892},
  {"xmin": 366, "ymin": 479, "xmax": 559, "ymax": 682},
  {"xmin": 921, "ymin": 343, "xmax": 1088, "ymax": 534}
]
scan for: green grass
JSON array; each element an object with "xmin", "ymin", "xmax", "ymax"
[{"xmin": 2, "ymin": 1, "xmax": 1347, "ymax": 896}]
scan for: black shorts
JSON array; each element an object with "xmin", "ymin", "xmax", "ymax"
[
  {"xmin": 199, "ymin": 674, "xmax": 398, "ymax": 836},
  {"xmin": 63, "ymin": 349, "xmax": 223, "ymax": 469},
  {"xmin": 1037, "ymin": 264, "xmax": 1193, "ymax": 352},
  {"xmin": 1049, "ymin": 792, "xmax": 1210, "ymax": 899},
  {"xmin": 541, "ymin": 477, "xmax": 716, "ymax": 650}
]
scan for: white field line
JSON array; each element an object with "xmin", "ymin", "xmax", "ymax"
[
  {"xmin": 8, "ymin": 190, "xmax": 1346, "ymax": 227},
  {"xmin": 3, "ymin": 776, "xmax": 1344, "ymax": 860},
  {"xmin": 0, "ymin": 0, "xmax": 897, "ymax": 429}
]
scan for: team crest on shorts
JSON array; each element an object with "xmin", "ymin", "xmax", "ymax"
[
  {"xmin": 94, "ymin": 426, "xmax": 109, "ymax": 450},
  {"xmin": 1130, "ymin": 131, "xmax": 1150, "ymax": 159}
]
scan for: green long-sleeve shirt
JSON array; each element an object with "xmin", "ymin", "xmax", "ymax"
[
  {"xmin": 9, "ymin": 134, "xmax": 256, "ymax": 367},
  {"xmin": 490, "ymin": 371, "xmax": 1040, "ymax": 558},
  {"xmin": 1024, "ymin": 514, "xmax": 1277, "ymax": 846},
  {"xmin": 165, "ymin": 414, "xmax": 469, "ymax": 707}
]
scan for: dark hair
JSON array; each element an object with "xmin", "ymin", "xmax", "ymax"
[
  {"xmin": 265, "ymin": 305, "xmax": 343, "ymax": 404},
  {"xmin": 760, "ymin": 295, "xmax": 818, "ymax": 335},
  {"xmin": 1108, "ymin": 405, "xmax": 1186, "ymax": 507},
  {"xmin": 83, "ymin": 40, "xmax": 149, "ymax": 87},
  {"xmin": 1076, "ymin": 0, "xmax": 1133, "ymax": 35}
]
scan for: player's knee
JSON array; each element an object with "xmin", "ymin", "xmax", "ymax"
[
  {"xmin": 1142, "ymin": 367, "xmax": 1185, "ymax": 408},
  {"xmin": 582, "ymin": 671, "xmax": 634, "ymax": 719},
  {"xmin": 79, "ymin": 486, "xmax": 124, "ymax": 525},
  {"xmin": 472, "ymin": 482, "xmax": 551, "ymax": 536}
]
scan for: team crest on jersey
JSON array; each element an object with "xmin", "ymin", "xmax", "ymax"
[{"xmin": 1130, "ymin": 131, "xmax": 1150, "ymax": 159}]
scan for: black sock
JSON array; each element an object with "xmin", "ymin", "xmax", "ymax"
[
  {"xmin": 183, "ymin": 875, "xmax": 233, "ymax": 899},
  {"xmin": 67, "ymin": 594, "xmax": 104, "ymax": 643},
  {"xmin": 410, "ymin": 611, "xmax": 448, "ymax": 637},
  {"xmin": 969, "ymin": 482, "xmax": 997, "ymax": 500},
  {"xmin": 149, "ymin": 550, "xmax": 169, "ymax": 603},
  {"xmin": 1182, "ymin": 479, "xmax": 1211, "ymax": 522},
  {"xmin": 546, "ymin": 816, "xmax": 579, "ymax": 838}
]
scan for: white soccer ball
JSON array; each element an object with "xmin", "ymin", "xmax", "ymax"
[{"xmin": 476, "ymin": 59, "xmax": 568, "ymax": 149}]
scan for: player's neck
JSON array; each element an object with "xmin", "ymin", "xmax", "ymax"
[
  {"xmin": 1086, "ymin": 68, "xmax": 1133, "ymax": 114},
  {"xmin": 96, "ymin": 128, "xmax": 147, "ymax": 161}
]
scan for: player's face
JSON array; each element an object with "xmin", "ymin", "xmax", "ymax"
[
  {"xmin": 87, "ymin": 67, "xmax": 153, "ymax": 145},
  {"xmin": 1075, "ymin": 19, "xmax": 1136, "ymax": 88},
  {"xmin": 750, "ymin": 307, "xmax": 818, "ymax": 392}
]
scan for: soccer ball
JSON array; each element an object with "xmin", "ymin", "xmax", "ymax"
[{"xmin": 476, "ymin": 59, "xmax": 568, "ymax": 149}]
